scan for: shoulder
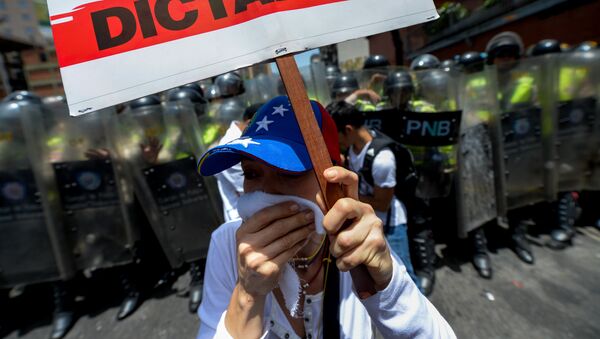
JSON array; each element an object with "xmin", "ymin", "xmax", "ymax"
[
  {"xmin": 210, "ymin": 219, "xmax": 243, "ymax": 249},
  {"xmin": 373, "ymin": 147, "xmax": 396, "ymax": 168}
]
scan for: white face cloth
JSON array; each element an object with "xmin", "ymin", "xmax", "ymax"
[{"xmin": 237, "ymin": 191, "xmax": 326, "ymax": 318}]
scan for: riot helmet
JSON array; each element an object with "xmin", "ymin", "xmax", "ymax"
[
  {"xmin": 363, "ymin": 55, "xmax": 390, "ymax": 70},
  {"xmin": 215, "ymin": 72, "xmax": 245, "ymax": 98},
  {"xmin": 216, "ymin": 98, "xmax": 245, "ymax": 123},
  {"xmin": 459, "ymin": 51, "xmax": 485, "ymax": 73},
  {"xmin": 486, "ymin": 31, "xmax": 524, "ymax": 65},
  {"xmin": 167, "ymin": 87, "xmax": 207, "ymax": 116},
  {"xmin": 410, "ymin": 54, "xmax": 440, "ymax": 71},
  {"xmin": 418, "ymin": 69, "xmax": 450, "ymax": 105},
  {"xmin": 384, "ymin": 70, "xmax": 414, "ymax": 110},
  {"xmin": 3, "ymin": 91, "xmax": 43, "ymax": 105},
  {"xmin": 205, "ymin": 84, "xmax": 221, "ymax": 102},
  {"xmin": 331, "ymin": 74, "xmax": 359, "ymax": 101},
  {"xmin": 573, "ymin": 41, "xmax": 598, "ymax": 53},
  {"xmin": 325, "ymin": 65, "xmax": 341, "ymax": 83},
  {"xmin": 129, "ymin": 95, "xmax": 161, "ymax": 111},
  {"xmin": 530, "ymin": 39, "xmax": 562, "ymax": 57},
  {"xmin": 182, "ymin": 83, "xmax": 205, "ymax": 97},
  {"xmin": 42, "ymin": 96, "xmax": 67, "ymax": 105},
  {"xmin": 441, "ymin": 59, "xmax": 457, "ymax": 72}
]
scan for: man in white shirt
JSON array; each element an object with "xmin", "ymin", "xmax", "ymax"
[
  {"xmin": 329, "ymin": 101, "xmax": 420, "ymax": 286},
  {"xmin": 214, "ymin": 104, "xmax": 262, "ymax": 222}
]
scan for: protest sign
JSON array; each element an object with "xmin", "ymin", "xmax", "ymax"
[{"xmin": 48, "ymin": 0, "xmax": 438, "ymax": 115}]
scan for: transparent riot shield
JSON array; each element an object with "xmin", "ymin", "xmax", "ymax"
[
  {"xmin": 455, "ymin": 69, "xmax": 502, "ymax": 237},
  {"xmin": 244, "ymin": 73, "xmax": 280, "ymax": 105},
  {"xmin": 547, "ymin": 50, "xmax": 600, "ymax": 191},
  {"xmin": 300, "ymin": 63, "xmax": 333, "ymax": 106},
  {"xmin": 495, "ymin": 58, "xmax": 555, "ymax": 210},
  {"xmin": 406, "ymin": 69, "xmax": 461, "ymax": 200},
  {"xmin": 110, "ymin": 100, "xmax": 223, "ymax": 268},
  {"xmin": 356, "ymin": 67, "xmax": 389, "ymax": 98},
  {"xmin": 37, "ymin": 99, "xmax": 137, "ymax": 272},
  {"xmin": 0, "ymin": 101, "xmax": 73, "ymax": 288}
]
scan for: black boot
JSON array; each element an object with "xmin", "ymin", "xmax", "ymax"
[
  {"xmin": 116, "ymin": 271, "xmax": 141, "ymax": 321},
  {"xmin": 49, "ymin": 281, "xmax": 75, "ymax": 339},
  {"xmin": 470, "ymin": 228, "xmax": 492, "ymax": 279},
  {"xmin": 411, "ymin": 230, "xmax": 436, "ymax": 296},
  {"xmin": 188, "ymin": 260, "xmax": 205, "ymax": 314},
  {"xmin": 549, "ymin": 192, "xmax": 578, "ymax": 249},
  {"xmin": 511, "ymin": 220, "xmax": 534, "ymax": 264}
]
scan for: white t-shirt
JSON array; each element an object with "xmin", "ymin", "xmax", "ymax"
[
  {"xmin": 215, "ymin": 121, "xmax": 245, "ymax": 222},
  {"xmin": 197, "ymin": 220, "xmax": 456, "ymax": 339},
  {"xmin": 347, "ymin": 141, "xmax": 408, "ymax": 226}
]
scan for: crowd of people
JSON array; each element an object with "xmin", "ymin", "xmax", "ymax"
[{"xmin": 1, "ymin": 29, "xmax": 599, "ymax": 339}]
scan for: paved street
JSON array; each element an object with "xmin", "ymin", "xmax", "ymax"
[{"xmin": 2, "ymin": 227, "xmax": 599, "ymax": 339}]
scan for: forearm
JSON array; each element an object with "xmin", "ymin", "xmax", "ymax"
[
  {"xmin": 224, "ymin": 284, "xmax": 266, "ymax": 339},
  {"xmin": 362, "ymin": 256, "xmax": 456, "ymax": 338}
]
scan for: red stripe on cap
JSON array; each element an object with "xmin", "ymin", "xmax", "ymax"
[{"xmin": 316, "ymin": 102, "xmax": 342, "ymax": 165}]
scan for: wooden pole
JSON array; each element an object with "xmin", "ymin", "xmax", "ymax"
[{"xmin": 276, "ymin": 55, "xmax": 376, "ymax": 299}]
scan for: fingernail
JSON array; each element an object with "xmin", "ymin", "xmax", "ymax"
[
  {"xmin": 304, "ymin": 211, "xmax": 314, "ymax": 221},
  {"xmin": 290, "ymin": 204, "xmax": 300, "ymax": 212},
  {"xmin": 325, "ymin": 169, "xmax": 336, "ymax": 179}
]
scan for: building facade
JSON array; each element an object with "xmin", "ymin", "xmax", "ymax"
[{"xmin": 368, "ymin": 0, "xmax": 600, "ymax": 65}]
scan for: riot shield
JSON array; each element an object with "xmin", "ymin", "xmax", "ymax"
[
  {"xmin": 300, "ymin": 63, "xmax": 333, "ymax": 106},
  {"xmin": 495, "ymin": 58, "xmax": 555, "ymax": 209},
  {"xmin": 406, "ymin": 69, "xmax": 462, "ymax": 200},
  {"xmin": 455, "ymin": 69, "xmax": 502, "ymax": 237},
  {"xmin": 37, "ymin": 99, "xmax": 137, "ymax": 272},
  {"xmin": 0, "ymin": 101, "xmax": 73, "ymax": 288},
  {"xmin": 547, "ymin": 50, "xmax": 600, "ymax": 191},
  {"xmin": 110, "ymin": 100, "xmax": 223, "ymax": 268}
]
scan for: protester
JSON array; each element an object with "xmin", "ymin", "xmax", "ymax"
[
  {"xmin": 328, "ymin": 101, "xmax": 420, "ymax": 286},
  {"xmin": 196, "ymin": 96, "xmax": 456, "ymax": 338}
]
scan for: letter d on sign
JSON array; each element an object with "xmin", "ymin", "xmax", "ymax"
[
  {"xmin": 406, "ymin": 120, "xmax": 421, "ymax": 135},
  {"xmin": 91, "ymin": 7, "xmax": 137, "ymax": 50},
  {"xmin": 92, "ymin": 7, "xmax": 137, "ymax": 51}
]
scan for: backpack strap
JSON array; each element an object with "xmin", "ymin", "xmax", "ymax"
[{"xmin": 359, "ymin": 133, "xmax": 395, "ymax": 189}]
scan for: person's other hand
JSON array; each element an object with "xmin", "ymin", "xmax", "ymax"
[{"xmin": 319, "ymin": 167, "xmax": 393, "ymax": 291}]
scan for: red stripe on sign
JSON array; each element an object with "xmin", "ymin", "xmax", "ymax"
[{"xmin": 51, "ymin": 0, "xmax": 344, "ymax": 68}]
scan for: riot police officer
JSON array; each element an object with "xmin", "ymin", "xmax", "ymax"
[
  {"xmin": 380, "ymin": 70, "xmax": 439, "ymax": 294},
  {"xmin": 330, "ymin": 72, "xmax": 385, "ymax": 112},
  {"xmin": 325, "ymin": 64, "xmax": 341, "ymax": 86},
  {"xmin": 111, "ymin": 94, "xmax": 223, "ymax": 314},
  {"xmin": 486, "ymin": 31, "xmax": 539, "ymax": 264},
  {"xmin": 330, "ymin": 73, "xmax": 360, "ymax": 102},
  {"xmin": 457, "ymin": 51, "xmax": 497, "ymax": 279},
  {"xmin": 383, "ymin": 70, "xmax": 414, "ymax": 110},
  {"xmin": 3, "ymin": 92, "xmax": 143, "ymax": 338},
  {"xmin": 410, "ymin": 54, "xmax": 441, "ymax": 71}
]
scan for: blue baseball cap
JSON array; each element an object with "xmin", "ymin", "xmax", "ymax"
[{"xmin": 198, "ymin": 96, "xmax": 341, "ymax": 176}]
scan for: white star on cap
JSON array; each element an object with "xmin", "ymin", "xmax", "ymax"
[
  {"xmin": 256, "ymin": 116, "xmax": 274, "ymax": 132},
  {"xmin": 272, "ymin": 104, "xmax": 289, "ymax": 117},
  {"xmin": 228, "ymin": 138, "xmax": 260, "ymax": 148}
]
